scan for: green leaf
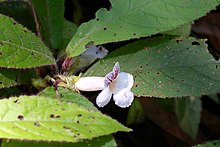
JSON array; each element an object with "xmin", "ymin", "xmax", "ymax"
[
  {"xmin": 66, "ymin": 0, "xmax": 219, "ymax": 57},
  {"xmin": 31, "ymin": 0, "xmax": 64, "ymax": 49},
  {"xmin": 85, "ymin": 36, "xmax": 220, "ymax": 98},
  {"xmin": 175, "ymin": 97, "xmax": 202, "ymax": 139},
  {"xmin": 194, "ymin": 140, "xmax": 220, "ymax": 147},
  {"xmin": 0, "ymin": 14, "xmax": 55, "ymax": 68},
  {"xmin": 0, "ymin": 95, "xmax": 130, "ymax": 142},
  {"xmin": 1, "ymin": 135, "xmax": 116, "ymax": 147},
  {"xmin": 165, "ymin": 24, "xmax": 191, "ymax": 38},
  {"xmin": 0, "ymin": 0, "xmax": 36, "ymax": 32},
  {"xmin": 39, "ymin": 86, "xmax": 98, "ymax": 111},
  {"xmin": 0, "ymin": 68, "xmax": 35, "ymax": 88}
]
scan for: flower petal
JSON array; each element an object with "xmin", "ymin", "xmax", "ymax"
[
  {"xmin": 75, "ymin": 77, "xmax": 105, "ymax": 91},
  {"xmin": 104, "ymin": 62, "xmax": 120, "ymax": 87},
  {"xmin": 113, "ymin": 88, "xmax": 134, "ymax": 108},
  {"xmin": 110, "ymin": 72, "xmax": 134, "ymax": 94},
  {"xmin": 96, "ymin": 88, "xmax": 112, "ymax": 107}
]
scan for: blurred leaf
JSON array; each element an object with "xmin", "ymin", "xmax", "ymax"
[
  {"xmin": 0, "ymin": 95, "xmax": 130, "ymax": 142},
  {"xmin": 0, "ymin": 68, "xmax": 35, "ymax": 88},
  {"xmin": 194, "ymin": 140, "xmax": 220, "ymax": 147},
  {"xmin": 175, "ymin": 97, "xmax": 202, "ymax": 139},
  {"xmin": 0, "ymin": 0, "xmax": 35, "ymax": 32},
  {"xmin": 85, "ymin": 36, "xmax": 220, "ymax": 98},
  {"xmin": 62, "ymin": 19, "xmax": 78, "ymax": 49},
  {"xmin": 126, "ymin": 99, "xmax": 145, "ymax": 125},
  {"xmin": 31, "ymin": 0, "xmax": 64, "ymax": 49},
  {"xmin": 66, "ymin": 0, "xmax": 219, "ymax": 57},
  {"xmin": 0, "ymin": 14, "xmax": 55, "ymax": 68},
  {"xmin": 1, "ymin": 135, "xmax": 116, "ymax": 147},
  {"xmin": 0, "ymin": 87, "xmax": 21, "ymax": 98},
  {"xmin": 207, "ymin": 93, "xmax": 220, "ymax": 103},
  {"xmin": 38, "ymin": 86, "xmax": 98, "ymax": 111}
]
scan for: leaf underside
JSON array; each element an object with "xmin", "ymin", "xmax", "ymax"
[
  {"xmin": 85, "ymin": 36, "xmax": 220, "ymax": 98},
  {"xmin": 66, "ymin": 0, "xmax": 219, "ymax": 57}
]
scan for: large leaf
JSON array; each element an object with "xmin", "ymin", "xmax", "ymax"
[
  {"xmin": 0, "ymin": 68, "xmax": 35, "ymax": 88},
  {"xmin": 175, "ymin": 97, "xmax": 202, "ymax": 139},
  {"xmin": 38, "ymin": 86, "xmax": 98, "ymax": 111},
  {"xmin": 0, "ymin": 95, "xmax": 130, "ymax": 142},
  {"xmin": 31, "ymin": 0, "xmax": 64, "ymax": 49},
  {"xmin": 1, "ymin": 135, "xmax": 116, "ymax": 147},
  {"xmin": 66, "ymin": 0, "xmax": 219, "ymax": 57},
  {"xmin": 85, "ymin": 36, "xmax": 220, "ymax": 98},
  {"xmin": 0, "ymin": 14, "xmax": 55, "ymax": 68}
]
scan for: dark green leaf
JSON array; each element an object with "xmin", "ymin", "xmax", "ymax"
[
  {"xmin": 31, "ymin": 0, "xmax": 64, "ymax": 49},
  {"xmin": 175, "ymin": 97, "xmax": 202, "ymax": 139},
  {"xmin": 0, "ymin": 68, "xmax": 35, "ymax": 88},
  {"xmin": 66, "ymin": 0, "xmax": 219, "ymax": 57}
]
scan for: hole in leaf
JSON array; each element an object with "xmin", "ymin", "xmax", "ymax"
[
  {"xmin": 50, "ymin": 114, "xmax": 61, "ymax": 118},
  {"xmin": 156, "ymin": 72, "xmax": 160, "ymax": 75},
  {"xmin": 15, "ymin": 76, "xmax": 18, "ymax": 82},
  {"xmin": 76, "ymin": 120, "xmax": 80, "ymax": 123},
  {"xmin": 96, "ymin": 18, "xmax": 99, "ymax": 21},
  {"xmin": 77, "ymin": 114, "xmax": 82, "ymax": 117},
  {"xmin": 103, "ymin": 27, "xmax": 107, "ymax": 30},
  {"xmin": 13, "ymin": 22, "xmax": 16, "ymax": 25},
  {"xmin": 216, "ymin": 65, "xmax": 218, "ymax": 69},
  {"xmin": 34, "ymin": 121, "xmax": 41, "ymax": 127},
  {"xmin": 63, "ymin": 126, "xmax": 71, "ymax": 130},
  {"xmin": 0, "ymin": 52, "xmax": 2, "ymax": 56},
  {"xmin": 18, "ymin": 115, "xmax": 24, "ymax": 120},
  {"xmin": 14, "ymin": 99, "xmax": 19, "ymax": 103},
  {"xmin": 0, "ymin": 82, "xmax": 2, "ymax": 84},
  {"xmin": 133, "ymin": 33, "xmax": 136, "ymax": 36},
  {"xmin": 192, "ymin": 41, "xmax": 200, "ymax": 45}
]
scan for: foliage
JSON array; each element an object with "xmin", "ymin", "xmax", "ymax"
[{"xmin": 0, "ymin": 0, "xmax": 220, "ymax": 146}]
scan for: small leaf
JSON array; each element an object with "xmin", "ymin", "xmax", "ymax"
[
  {"xmin": 66, "ymin": 0, "xmax": 219, "ymax": 57},
  {"xmin": 39, "ymin": 87, "xmax": 98, "ymax": 111},
  {"xmin": 0, "ymin": 95, "xmax": 130, "ymax": 142},
  {"xmin": 31, "ymin": 0, "xmax": 64, "ymax": 49},
  {"xmin": 194, "ymin": 140, "xmax": 220, "ymax": 147},
  {"xmin": 85, "ymin": 36, "xmax": 220, "ymax": 98},
  {"xmin": 0, "ymin": 14, "xmax": 55, "ymax": 68},
  {"xmin": 175, "ymin": 97, "xmax": 202, "ymax": 139},
  {"xmin": 1, "ymin": 135, "xmax": 116, "ymax": 147},
  {"xmin": 0, "ymin": 68, "xmax": 35, "ymax": 88}
]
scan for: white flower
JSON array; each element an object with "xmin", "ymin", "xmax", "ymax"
[
  {"xmin": 75, "ymin": 77, "xmax": 105, "ymax": 91},
  {"xmin": 96, "ymin": 62, "xmax": 134, "ymax": 108}
]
